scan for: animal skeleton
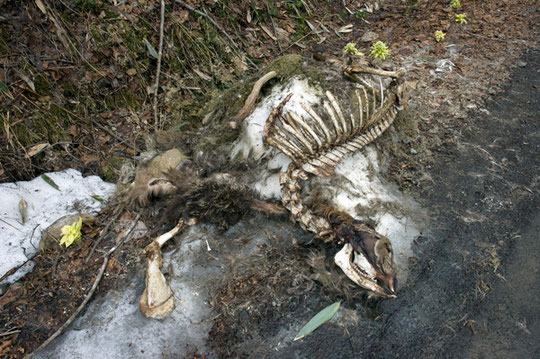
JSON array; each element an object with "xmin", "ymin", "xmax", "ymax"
[
  {"xmin": 264, "ymin": 66, "xmax": 408, "ymax": 299},
  {"xmin": 135, "ymin": 64, "xmax": 409, "ymax": 319}
]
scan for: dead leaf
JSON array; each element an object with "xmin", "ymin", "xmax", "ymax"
[
  {"xmin": 127, "ymin": 68, "xmax": 137, "ymax": 76},
  {"xmin": 34, "ymin": 0, "xmax": 47, "ymax": 14},
  {"xmin": 26, "ymin": 142, "xmax": 49, "ymax": 157},
  {"xmin": 0, "ymin": 285, "xmax": 23, "ymax": 307},
  {"xmin": 68, "ymin": 125, "xmax": 77, "ymax": 137},
  {"xmin": 81, "ymin": 152, "xmax": 100, "ymax": 164},
  {"xmin": 18, "ymin": 72, "xmax": 35, "ymax": 92},
  {"xmin": 193, "ymin": 69, "xmax": 212, "ymax": 81},
  {"xmin": 260, "ymin": 25, "xmax": 277, "ymax": 41},
  {"xmin": 18, "ymin": 199, "xmax": 27, "ymax": 225},
  {"xmin": 337, "ymin": 24, "xmax": 354, "ymax": 33}
]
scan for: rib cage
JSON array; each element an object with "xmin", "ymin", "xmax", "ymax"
[
  {"xmin": 264, "ymin": 75, "xmax": 402, "ymax": 238},
  {"xmin": 265, "ymin": 81, "xmax": 399, "ymax": 178}
]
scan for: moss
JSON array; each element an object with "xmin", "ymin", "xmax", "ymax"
[
  {"xmin": 105, "ymin": 88, "xmax": 140, "ymax": 111},
  {"xmin": 73, "ymin": 0, "xmax": 104, "ymax": 15},
  {"xmin": 100, "ymin": 155, "xmax": 125, "ymax": 182},
  {"xmin": 33, "ymin": 73, "xmax": 53, "ymax": 95},
  {"xmin": 0, "ymin": 25, "xmax": 10, "ymax": 55}
]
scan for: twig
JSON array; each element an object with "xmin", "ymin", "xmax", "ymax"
[
  {"xmin": 345, "ymin": 65, "xmax": 405, "ymax": 79},
  {"xmin": 229, "ymin": 71, "xmax": 277, "ymax": 129},
  {"xmin": 277, "ymin": 30, "xmax": 316, "ymax": 56},
  {"xmin": 24, "ymin": 214, "xmax": 141, "ymax": 359},
  {"xmin": 174, "ymin": 0, "xmax": 256, "ymax": 68},
  {"xmin": 0, "ymin": 329, "xmax": 21, "ymax": 337},
  {"xmin": 153, "ymin": 0, "xmax": 165, "ymax": 130},
  {"xmin": 0, "ymin": 217, "xmax": 22, "ymax": 232},
  {"xmin": 49, "ymin": 102, "xmax": 139, "ymax": 153},
  {"xmin": 267, "ymin": 3, "xmax": 282, "ymax": 52},
  {"xmin": 85, "ymin": 205, "xmax": 125, "ymax": 263}
]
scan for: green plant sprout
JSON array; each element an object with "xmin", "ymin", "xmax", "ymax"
[
  {"xmin": 435, "ymin": 30, "xmax": 446, "ymax": 42},
  {"xmin": 455, "ymin": 13, "xmax": 467, "ymax": 24},
  {"xmin": 369, "ymin": 41, "xmax": 390, "ymax": 60},
  {"xmin": 60, "ymin": 217, "xmax": 83, "ymax": 248},
  {"xmin": 450, "ymin": 0, "xmax": 461, "ymax": 10},
  {"xmin": 343, "ymin": 42, "xmax": 363, "ymax": 56}
]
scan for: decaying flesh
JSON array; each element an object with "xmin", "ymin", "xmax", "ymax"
[
  {"xmin": 133, "ymin": 64, "xmax": 408, "ymax": 319},
  {"xmin": 127, "ymin": 154, "xmax": 285, "ymax": 318},
  {"xmin": 264, "ymin": 67, "xmax": 408, "ymax": 298}
]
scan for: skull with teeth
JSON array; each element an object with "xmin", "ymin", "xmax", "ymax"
[{"xmin": 333, "ymin": 221, "xmax": 397, "ymax": 298}]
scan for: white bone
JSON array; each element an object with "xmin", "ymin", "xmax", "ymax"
[
  {"xmin": 288, "ymin": 111, "xmax": 323, "ymax": 149},
  {"xmin": 302, "ymin": 103, "xmax": 332, "ymax": 143},
  {"xmin": 326, "ymin": 91, "xmax": 348, "ymax": 135},
  {"xmin": 323, "ymin": 101, "xmax": 342, "ymax": 143}
]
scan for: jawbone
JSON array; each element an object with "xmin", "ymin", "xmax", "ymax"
[{"xmin": 334, "ymin": 243, "xmax": 397, "ymax": 299}]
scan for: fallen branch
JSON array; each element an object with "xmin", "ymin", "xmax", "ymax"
[
  {"xmin": 344, "ymin": 65, "xmax": 405, "ymax": 79},
  {"xmin": 85, "ymin": 205, "xmax": 125, "ymax": 263},
  {"xmin": 174, "ymin": 0, "xmax": 256, "ymax": 68},
  {"xmin": 277, "ymin": 30, "xmax": 317, "ymax": 56},
  {"xmin": 229, "ymin": 71, "xmax": 277, "ymax": 129},
  {"xmin": 24, "ymin": 214, "xmax": 141, "ymax": 359},
  {"xmin": 153, "ymin": 0, "xmax": 166, "ymax": 130}
]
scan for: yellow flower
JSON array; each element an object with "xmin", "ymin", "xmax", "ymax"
[
  {"xmin": 60, "ymin": 217, "xmax": 83, "ymax": 248},
  {"xmin": 435, "ymin": 30, "xmax": 446, "ymax": 42},
  {"xmin": 455, "ymin": 13, "xmax": 467, "ymax": 24}
]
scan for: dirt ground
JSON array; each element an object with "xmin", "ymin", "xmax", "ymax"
[
  {"xmin": 262, "ymin": 47, "xmax": 539, "ymax": 359},
  {"xmin": 1, "ymin": 0, "xmax": 539, "ymax": 358}
]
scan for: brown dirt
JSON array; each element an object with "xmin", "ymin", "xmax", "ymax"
[{"xmin": 0, "ymin": 0, "xmax": 539, "ymax": 358}]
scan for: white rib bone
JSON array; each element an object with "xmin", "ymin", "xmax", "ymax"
[
  {"xmin": 279, "ymin": 117, "xmax": 315, "ymax": 155},
  {"xmin": 370, "ymin": 79, "xmax": 377, "ymax": 118},
  {"xmin": 287, "ymin": 112, "xmax": 323, "ymax": 150},
  {"xmin": 378, "ymin": 77, "xmax": 384, "ymax": 109},
  {"xmin": 361, "ymin": 85, "xmax": 370, "ymax": 125},
  {"xmin": 270, "ymin": 133, "xmax": 305, "ymax": 161},
  {"xmin": 302, "ymin": 103, "xmax": 332, "ymax": 144},
  {"xmin": 323, "ymin": 101, "xmax": 342, "ymax": 143},
  {"xmin": 324, "ymin": 151, "xmax": 342, "ymax": 163},
  {"xmin": 326, "ymin": 91, "xmax": 348, "ymax": 136},
  {"xmin": 354, "ymin": 89, "xmax": 364, "ymax": 132}
]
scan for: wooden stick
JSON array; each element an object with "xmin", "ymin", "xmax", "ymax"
[
  {"xmin": 153, "ymin": 0, "xmax": 166, "ymax": 130},
  {"xmin": 344, "ymin": 65, "xmax": 404, "ymax": 79},
  {"xmin": 85, "ymin": 205, "xmax": 125, "ymax": 263},
  {"xmin": 24, "ymin": 214, "xmax": 141, "ymax": 359}
]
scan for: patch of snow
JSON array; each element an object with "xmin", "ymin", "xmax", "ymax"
[
  {"xmin": 312, "ymin": 148, "xmax": 424, "ymax": 282},
  {"xmin": 231, "ymin": 77, "xmax": 321, "ymax": 161},
  {"xmin": 232, "ymin": 77, "xmax": 321, "ymax": 200},
  {"xmin": 0, "ymin": 169, "xmax": 116, "ymax": 283},
  {"xmin": 233, "ymin": 77, "xmax": 426, "ymax": 283},
  {"xmin": 35, "ymin": 221, "xmax": 274, "ymax": 358}
]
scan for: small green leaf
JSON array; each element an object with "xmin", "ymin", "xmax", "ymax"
[
  {"xmin": 90, "ymin": 195, "xmax": 104, "ymax": 203},
  {"xmin": 294, "ymin": 301, "xmax": 341, "ymax": 341},
  {"xmin": 143, "ymin": 38, "xmax": 158, "ymax": 59},
  {"xmin": 41, "ymin": 174, "xmax": 60, "ymax": 191},
  {"xmin": 0, "ymin": 80, "xmax": 8, "ymax": 93}
]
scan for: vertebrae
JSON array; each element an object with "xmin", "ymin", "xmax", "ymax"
[
  {"xmin": 265, "ymin": 83, "xmax": 399, "ymax": 178},
  {"xmin": 264, "ymin": 73, "xmax": 403, "ymax": 238}
]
